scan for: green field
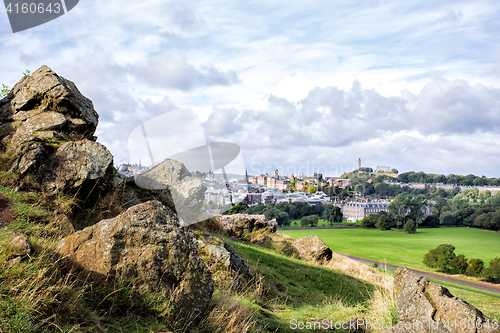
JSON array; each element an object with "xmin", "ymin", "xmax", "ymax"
[
  {"xmin": 281, "ymin": 218, "xmax": 359, "ymax": 228},
  {"xmin": 279, "ymin": 227, "xmax": 500, "ymax": 272}
]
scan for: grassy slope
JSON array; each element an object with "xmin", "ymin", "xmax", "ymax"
[
  {"xmin": 279, "ymin": 227, "xmax": 500, "ymax": 271},
  {"xmin": 226, "ymin": 239, "xmax": 395, "ymax": 332},
  {"xmin": 0, "ymin": 182, "xmax": 396, "ymax": 333}
]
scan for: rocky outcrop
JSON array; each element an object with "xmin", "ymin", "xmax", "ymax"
[
  {"xmin": 0, "ymin": 66, "xmax": 112, "ymax": 201},
  {"xmin": 195, "ymin": 230, "xmax": 253, "ymax": 280},
  {"xmin": 134, "ymin": 159, "xmax": 207, "ymax": 226},
  {"xmin": 56, "ymin": 200, "xmax": 214, "ymax": 322},
  {"xmin": 382, "ymin": 267, "xmax": 499, "ymax": 333},
  {"xmin": 1, "ymin": 65, "xmax": 98, "ymax": 136},
  {"xmin": 291, "ymin": 235, "xmax": 333, "ymax": 261},
  {"xmin": 42, "ymin": 139, "xmax": 113, "ymax": 196},
  {"xmin": 213, "ymin": 214, "xmax": 278, "ymax": 237}
]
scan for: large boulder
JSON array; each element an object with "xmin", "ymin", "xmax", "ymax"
[
  {"xmin": 56, "ymin": 200, "xmax": 214, "ymax": 323},
  {"xmin": 291, "ymin": 235, "xmax": 333, "ymax": 261},
  {"xmin": 0, "ymin": 66, "xmax": 114, "ymax": 201},
  {"xmin": 1, "ymin": 65, "xmax": 98, "ymax": 137},
  {"xmin": 382, "ymin": 267, "xmax": 499, "ymax": 333},
  {"xmin": 134, "ymin": 159, "xmax": 207, "ymax": 226},
  {"xmin": 213, "ymin": 214, "xmax": 277, "ymax": 237},
  {"xmin": 42, "ymin": 139, "xmax": 113, "ymax": 196}
]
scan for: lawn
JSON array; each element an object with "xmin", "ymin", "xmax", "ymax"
[
  {"xmin": 280, "ymin": 218, "xmax": 359, "ymax": 228},
  {"xmin": 279, "ymin": 227, "xmax": 500, "ymax": 272}
]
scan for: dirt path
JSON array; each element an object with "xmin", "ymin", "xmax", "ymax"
[
  {"xmin": 338, "ymin": 253, "xmax": 500, "ymax": 297},
  {"xmin": 0, "ymin": 194, "xmax": 15, "ymax": 228}
]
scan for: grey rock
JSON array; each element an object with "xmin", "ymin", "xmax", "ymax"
[
  {"xmin": 10, "ymin": 142, "xmax": 46, "ymax": 175},
  {"xmin": 42, "ymin": 139, "xmax": 113, "ymax": 197},
  {"xmin": 6, "ymin": 65, "xmax": 98, "ymax": 133},
  {"xmin": 213, "ymin": 214, "xmax": 278, "ymax": 237},
  {"xmin": 196, "ymin": 231, "xmax": 253, "ymax": 279},
  {"xmin": 382, "ymin": 267, "xmax": 499, "ymax": 333},
  {"xmin": 0, "ymin": 66, "xmax": 102, "ymax": 182},
  {"xmin": 134, "ymin": 159, "xmax": 207, "ymax": 226},
  {"xmin": 10, "ymin": 111, "xmax": 67, "ymax": 149},
  {"xmin": 291, "ymin": 235, "xmax": 333, "ymax": 261},
  {"xmin": 8, "ymin": 232, "xmax": 33, "ymax": 258},
  {"xmin": 57, "ymin": 200, "xmax": 214, "ymax": 323}
]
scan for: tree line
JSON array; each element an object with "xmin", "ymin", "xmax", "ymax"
[
  {"xmin": 423, "ymin": 244, "xmax": 500, "ymax": 282},
  {"xmin": 225, "ymin": 202, "xmax": 343, "ymax": 227},
  {"xmin": 397, "ymin": 171, "xmax": 500, "ymax": 186}
]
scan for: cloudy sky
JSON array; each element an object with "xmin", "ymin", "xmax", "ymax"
[{"xmin": 2, "ymin": 0, "xmax": 500, "ymax": 177}]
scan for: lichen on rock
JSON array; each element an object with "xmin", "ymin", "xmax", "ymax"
[{"xmin": 56, "ymin": 200, "xmax": 214, "ymax": 323}]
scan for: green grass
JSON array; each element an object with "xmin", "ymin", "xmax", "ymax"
[
  {"xmin": 225, "ymin": 239, "xmax": 395, "ymax": 332},
  {"xmin": 425, "ymin": 279, "xmax": 500, "ymax": 320},
  {"xmin": 440, "ymin": 285, "xmax": 500, "ymax": 321},
  {"xmin": 279, "ymin": 227, "xmax": 500, "ymax": 272},
  {"xmin": 281, "ymin": 218, "xmax": 359, "ymax": 228}
]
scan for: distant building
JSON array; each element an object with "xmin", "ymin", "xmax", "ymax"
[
  {"xmin": 247, "ymin": 176, "xmax": 257, "ymax": 184},
  {"xmin": 257, "ymin": 175, "xmax": 267, "ymax": 186},
  {"xmin": 376, "ymin": 166, "xmax": 390, "ymax": 173},
  {"xmin": 342, "ymin": 201, "xmax": 389, "ymax": 221},
  {"xmin": 329, "ymin": 179, "xmax": 353, "ymax": 188}
]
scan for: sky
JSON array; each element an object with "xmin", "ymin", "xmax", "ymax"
[{"xmin": 1, "ymin": 0, "xmax": 500, "ymax": 177}]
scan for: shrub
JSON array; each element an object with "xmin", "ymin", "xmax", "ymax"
[
  {"xmin": 404, "ymin": 219, "xmax": 416, "ymax": 234},
  {"xmin": 466, "ymin": 258, "xmax": 484, "ymax": 277},
  {"xmin": 453, "ymin": 254, "xmax": 468, "ymax": 274},
  {"xmin": 423, "ymin": 244, "xmax": 457, "ymax": 272},
  {"xmin": 483, "ymin": 257, "xmax": 500, "ymax": 282}
]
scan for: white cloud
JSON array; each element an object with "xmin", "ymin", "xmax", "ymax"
[{"xmin": 2, "ymin": 0, "xmax": 500, "ymax": 177}]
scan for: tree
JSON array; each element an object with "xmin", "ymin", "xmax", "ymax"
[
  {"xmin": 376, "ymin": 214, "xmax": 391, "ymax": 230},
  {"xmin": 466, "ymin": 259, "xmax": 484, "ymax": 277},
  {"xmin": 300, "ymin": 215, "xmax": 318, "ymax": 227},
  {"xmin": 330, "ymin": 206, "xmax": 343, "ymax": 224},
  {"xmin": 423, "ymin": 215, "xmax": 439, "ymax": 228},
  {"xmin": 361, "ymin": 214, "xmax": 377, "ymax": 228},
  {"xmin": 391, "ymin": 168, "xmax": 399, "ymax": 174},
  {"xmin": 479, "ymin": 190, "xmax": 492, "ymax": 201},
  {"xmin": 226, "ymin": 203, "xmax": 248, "ymax": 214},
  {"xmin": 388, "ymin": 193, "xmax": 410, "ymax": 228},
  {"xmin": 423, "ymin": 244, "xmax": 457, "ymax": 272},
  {"xmin": 264, "ymin": 208, "xmax": 290, "ymax": 226},
  {"xmin": 322, "ymin": 205, "xmax": 334, "ymax": 225},
  {"xmin": 275, "ymin": 202, "xmax": 290, "ymax": 214},
  {"xmin": 404, "ymin": 219, "xmax": 416, "ymax": 234},
  {"xmin": 440, "ymin": 211, "xmax": 456, "ymax": 227},
  {"xmin": 453, "ymin": 254, "xmax": 468, "ymax": 274},
  {"xmin": 407, "ymin": 194, "xmax": 427, "ymax": 226},
  {"xmin": 483, "ymin": 257, "xmax": 500, "ymax": 282}
]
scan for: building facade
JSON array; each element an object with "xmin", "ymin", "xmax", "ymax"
[{"xmin": 342, "ymin": 201, "xmax": 389, "ymax": 221}]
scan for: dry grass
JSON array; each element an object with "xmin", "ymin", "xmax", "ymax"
[
  {"xmin": 324, "ymin": 252, "xmax": 390, "ymax": 288},
  {"xmin": 293, "ymin": 248, "xmax": 397, "ymax": 332},
  {"xmin": 197, "ymin": 284, "xmax": 260, "ymax": 333}
]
